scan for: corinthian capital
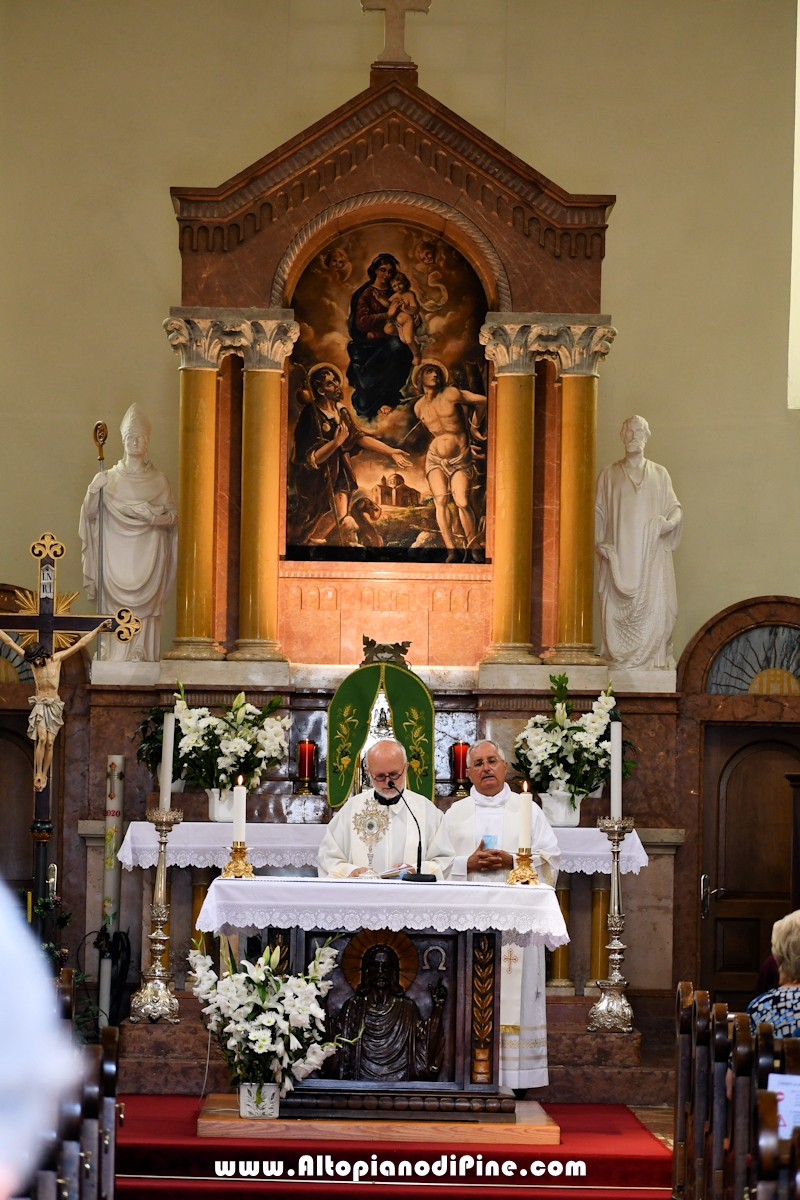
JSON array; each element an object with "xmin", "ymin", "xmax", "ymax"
[
  {"xmin": 227, "ymin": 315, "xmax": 300, "ymax": 371},
  {"xmin": 163, "ymin": 307, "xmax": 299, "ymax": 371},
  {"xmin": 163, "ymin": 316, "xmax": 235, "ymax": 370},
  {"xmin": 481, "ymin": 312, "xmax": 617, "ymax": 377}
]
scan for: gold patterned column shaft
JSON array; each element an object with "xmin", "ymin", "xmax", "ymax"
[
  {"xmin": 479, "ymin": 318, "xmax": 542, "ymax": 664},
  {"xmin": 590, "ymin": 872, "xmax": 611, "ymax": 985},
  {"xmin": 549, "ymin": 879, "xmax": 573, "ymax": 991},
  {"xmin": 164, "ymin": 365, "xmax": 223, "ymax": 659},
  {"xmin": 550, "ymin": 373, "xmax": 602, "ymax": 662},
  {"xmin": 489, "ymin": 374, "xmax": 538, "ymax": 658},
  {"xmin": 228, "ymin": 315, "xmax": 298, "ymax": 661}
]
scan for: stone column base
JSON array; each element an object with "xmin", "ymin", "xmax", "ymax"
[
  {"xmin": 163, "ymin": 637, "xmax": 226, "ymax": 661},
  {"xmin": 227, "ymin": 638, "xmax": 288, "ymax": 662},
  {"xmin": 479, "ymin": 642, "xmax": 542, "ymax": 665},
  {"xmin": 543, "ymin": 642, "xmax": 606, "ymax": 666}
]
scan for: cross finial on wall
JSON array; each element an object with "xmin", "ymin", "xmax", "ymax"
[{"xmin": 361, "ymin": 0, "xmax": 432, "ymax": 65}]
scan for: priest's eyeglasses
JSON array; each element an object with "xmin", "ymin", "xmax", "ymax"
[{"xmin": 369, "ymin": 770, "xmax": 405, "ymax": 783}]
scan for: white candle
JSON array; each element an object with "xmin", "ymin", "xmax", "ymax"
[
  {"xmin": 518, "ymin": 780, "xmax": 532, "ymax": 849},
  {"xmin": 158, "ymin": 712, "xmax": 175, "ymax": 811},
  {"xmin": 610, "ymin": 721, "xmax": 622, "ymax": 820},
  {"xmin": 232, "ymin": 775, "xmax": 247, "ymax": 844}
]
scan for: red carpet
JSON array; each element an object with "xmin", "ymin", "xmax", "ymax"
[{"xmin": 116, "ymin": 1094, "xmax": 671, "ymax": 1199}]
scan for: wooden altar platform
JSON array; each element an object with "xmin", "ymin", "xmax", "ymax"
[{"xmin": 196, "ymin": 1093, "xmax": 560, "ymax": 1143}]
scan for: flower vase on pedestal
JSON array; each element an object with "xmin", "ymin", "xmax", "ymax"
[
  {"xmin": 539, "ymin": 789, "xmax": 582, "ymax": 828},
  {"xmin": 206, "ymin": 788, "xmax": 234, "ymax": 822},
  {"xmin": 238, "ymin": 1082, "xmax": 280, "ymax": 1119}
]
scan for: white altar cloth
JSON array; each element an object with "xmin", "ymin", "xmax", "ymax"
[
  {"xmin": 118, "ymin": 821, "xmax": 647, "ymax": 875},
  {"xmin": 195, "ymin": 876, "xmax": 570, "ymax": 949},
  {"xmin": 118, "ymin": 822, "xmax": 326, "ymax": 871},
  {"xmin": 554, "ymin": 827, "xmax": 648, "ymax": 875}
]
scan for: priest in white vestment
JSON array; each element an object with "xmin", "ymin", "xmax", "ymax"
[
  {"xmin": 444, "ymin": 740, "xmax": 561, "ymax": 1092},
  {"xmin": 318, "ymin": 739, "xmax": 454, "ymax": 879},
  {"xmin": 79, "ymin": 404, "xmax": 177, "ymax": 662}
]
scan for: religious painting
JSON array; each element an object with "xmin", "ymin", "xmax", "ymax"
[
  {"xmin": 706, "ymin": 625, "xmax": 800, "ymax": 694},
  {"xmin": 285, "ymin": 224, "xmax": 489, "ymax": 564}
]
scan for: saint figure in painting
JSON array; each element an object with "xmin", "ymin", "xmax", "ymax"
[
  {"xmin": 334, "ymin": 943, "xmax": 446, "ymax": 1082},
  {"xmin": 414, "ymin": 363, "xmax": 487, "ymax": 563},
  {"xmin": 290, "ymin": 365, "xmax": 411, "ymax": 547},
  {"xmin": 347, "ymin": 254, "xmax": 415, "ymax": 419}
]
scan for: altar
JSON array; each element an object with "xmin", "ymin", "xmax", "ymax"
[{"xmin": 195, "ymin": 876, "xmax": 567, "ymax": 1121}]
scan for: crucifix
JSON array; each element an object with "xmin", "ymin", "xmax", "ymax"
[
  {"xmin": 0, "ymin": 532, "xmax": 141, "ymax": 933},
  {"xmin": 361, "ymin": 0, "xmax": 431, "ymax": 64}
]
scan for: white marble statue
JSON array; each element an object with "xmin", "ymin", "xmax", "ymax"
[
  {"xmin": 79, "ymin": 404, "xmax": 177, "ymax": 661},
  {"xmin": 595, "ymin": 415, "xmax": 682, "ymax": 669}
]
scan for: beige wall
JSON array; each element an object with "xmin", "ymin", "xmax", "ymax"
[{"xmin": 0, "ymin": 0, "xmax": 795, "ymax": 660}]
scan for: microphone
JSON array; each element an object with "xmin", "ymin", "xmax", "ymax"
[{"xmin": 386, "ymin": 781, "xmax": 436, "ymax": 883}]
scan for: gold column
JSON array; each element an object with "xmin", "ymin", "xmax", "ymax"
[
  {"xmin": 163, "ymin": 314, "xmax": 228, "ymax": 660},
  {"xmin": 227, "ymin": 315, "xmax": 298, "ymax": 660},
  {"xmin": 190, "ymin": 867, "xmax": 211, "ymax": 956},
  {"xmin": 589, "ymin": 871, "xmax": 611, "ymax": 988},
  {"xmin": 549, "ymin": 877, "xmax": 574, "ymax": 993},
  {"xmin": 542, "ymin": 318, "xmax": 616, "ymax": 665},
  {"xmin": 479, "ymin": 318, "xmax": 541, "ymax": 664}
]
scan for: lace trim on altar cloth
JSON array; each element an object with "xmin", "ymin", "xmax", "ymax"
[
  {"xmin": 201, "ymin": 903, "xmax": 569, "ymax": 951},
  {"xmin": 559, "ymin": 853, "xmax": 645, "ymax": 876},
  {"xmin": 118, "ymin": 849, "xmax": 318, "ymax": 870}
]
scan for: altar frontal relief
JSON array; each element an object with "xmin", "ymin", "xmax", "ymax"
[{"xmin": 287, "ymin": 226, "xmax": 489, "ymax": 564}]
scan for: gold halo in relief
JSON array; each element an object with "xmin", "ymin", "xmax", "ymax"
[{"xmin": 340, "ymin": 928, "xmax": 419, "ymax": 992}]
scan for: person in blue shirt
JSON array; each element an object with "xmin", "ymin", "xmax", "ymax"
[{"xmin": 748, "ymin": 911, "xmax": 800, "ymax": 1036}]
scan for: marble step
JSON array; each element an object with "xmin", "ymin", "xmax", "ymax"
[
  {"xmin": 527, "ymin": 1063, "xmax": 674, "ymax": 1106},
  {"xmin": 547, "ymin": 1025, "xmax": 641, "ymax": 1067}
]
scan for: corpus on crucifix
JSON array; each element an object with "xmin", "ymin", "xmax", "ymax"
[
  {"xmin": 361, "ymin": 0, "xmax": 431, "ymax": 64},
  {"xmin": 0, "ymin": 531, "xmax": 141, "ymax": 791}
]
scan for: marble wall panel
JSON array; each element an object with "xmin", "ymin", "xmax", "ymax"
[{"xmin": 623, "ymin": 856, "xmax": 675, "ymax": 991}]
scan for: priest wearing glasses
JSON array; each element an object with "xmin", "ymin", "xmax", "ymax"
[
  {"xmin": 318, "ymin": 738, "xmax": 454, "ymax": 879},
  {"xmin": 444, "ymin": 740, "xmax": 561, "ymax": 1091}
]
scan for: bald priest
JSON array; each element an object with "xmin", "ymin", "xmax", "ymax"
[
  {"xmin": 318, "ymin": 739, "xmax": 454, "ymax": 879},
  {"xmin": 444, "ymin": 740, "xmax": 561, "ymax": 1091}
]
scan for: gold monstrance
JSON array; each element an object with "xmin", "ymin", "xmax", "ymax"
[{"xmin": 352, "ymin": 795, "xmax": 390, "ymax": 878}]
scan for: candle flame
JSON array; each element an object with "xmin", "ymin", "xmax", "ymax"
[
  {"xmin": 237, "ymin": 775, "xmax": 244, "ymax": 786},
  {"xmin": 522, "ymin": 780, "xmax": 529, "ymax": 792}
]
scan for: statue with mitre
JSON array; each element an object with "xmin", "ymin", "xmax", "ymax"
[{"xmin": 79, "ymin": 404, "xmax": 177, "ymax": 661}]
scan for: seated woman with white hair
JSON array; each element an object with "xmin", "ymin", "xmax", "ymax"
[{"xmin": 748, "ymin": 910, "xmax": 800, "ymax": 1036}]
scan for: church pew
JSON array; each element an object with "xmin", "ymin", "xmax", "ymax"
[
  {"xmin": 99, "ymin": 1026, "xmax": 119, "ymax": 1200},
  {"xmin": 80, "ymin": 1045, "xmax": 103, "ymax": 1200},
  {"xmin": 704, "ymin": 1001, "xmax": 731, "ymax": 1200},
  {"xmin": 684, "ymin": 989, "xmax": 711, "ymax": 1200},
  {"xmin": 725, "ymin": 1013, "xmax": 755, "ymax": 1200},
  {"xmin": 55, "ymin": 1082, "xmax": 83, "ymax": 1200},
  {"xmin": 674, "ymin": 980, "xmax": 695, "ymax": 1198}
]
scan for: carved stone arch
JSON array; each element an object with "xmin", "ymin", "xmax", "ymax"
[
  {"xmin": 677, "ymin": 596, "xmax": 800, "ymax": 694},
  {"xmin": 269, "ymin": 191, "xmax": 513, "ymax": 310}
]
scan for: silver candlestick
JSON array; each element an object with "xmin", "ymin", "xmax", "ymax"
[
  {"xmin": 587, "ymin": 815, "xmax": 635, "ymax": 1034},
  {"xmin": 130, "ymin": 807, "xmax": 182, "ymax": 1023}
]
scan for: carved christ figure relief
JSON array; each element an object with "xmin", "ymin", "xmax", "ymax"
[
  {"xmin": 287, "ymin": 224, "xmax": 489, "ymax": 564},
  {"xmin": 333, "ymin": 943, "xmax": 446, "ymax": 1081}
]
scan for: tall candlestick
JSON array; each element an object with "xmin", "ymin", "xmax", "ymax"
[
  {"xmin": 158, "ymin": 712, "xmax": 175, "ymax": 811},
  {"xmin": 296, "ymin": 739, "xmax": 315, "ymax": 795},
  {"xmin": 232, "ymin": 775, "xmax": 247, "ymax": 844},
  {"xmin": 610, "ymin": 721, "xmax": 622, "ymax": 820},
  {"xmin": 518, "ymin": 780, "xmax": 532, "ymax": 849}
]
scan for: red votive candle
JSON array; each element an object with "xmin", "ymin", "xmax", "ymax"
[
  {"xmin": 297, "ymin": 739, "xmax": 315, "ymax": 781},
  {"xmin": 452, "ymin": 741, "xmax": 469, "ymax": 780}
]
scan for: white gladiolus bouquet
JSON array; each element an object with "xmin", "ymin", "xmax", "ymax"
[
  {"xmin": 513, "ymin": 673, "xmax": 634, "ymax": 808},
  {"xmin": 188, "ymin": 941, "xmax": 352, "ymax": 1097},
  {"xmin": 174, "ymin": 684, "xmax": 290, "ymax": 790}
]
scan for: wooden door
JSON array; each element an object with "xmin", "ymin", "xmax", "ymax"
[{"xmin": 701, "ymin": 726, "xmax": 800, "ymax": 1008}]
